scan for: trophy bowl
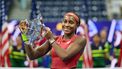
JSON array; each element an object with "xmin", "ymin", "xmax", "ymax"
[{"xmin": 19, "ymin": 18, "xmax": 46, "ymax": 44}]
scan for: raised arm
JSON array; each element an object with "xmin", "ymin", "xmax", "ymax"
[
  {"xmin": 19, "ymin": 19, "xmax": 52, "ymax": 60},
  {"xmin": 24, "ymin": 40, "xmax": 51, "ymax": 60}
]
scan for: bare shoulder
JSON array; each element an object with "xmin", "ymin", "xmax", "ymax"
[{"xmin": 75, "ymin": 35, "xmax": 87, "ymax": 45}]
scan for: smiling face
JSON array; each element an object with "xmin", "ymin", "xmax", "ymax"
[
  {"xmin": 100, "ymin": 29, "xmax": 107, "ymax": 40},
  {"xmin": 62, "ymin": 13, "xmax": 78, "ymax": 35},
  {"xmin": 93, "ymin": 34, "xmax": 100, "ymax": 47}
]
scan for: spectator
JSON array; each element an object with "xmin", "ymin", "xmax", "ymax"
[
  {"xmin": 9, "ymin": 35, "xmax": 26, "ymax": 67},
  {"xmin": 91, "ymin": 34, "xmax": 106, "ymax": 67}
]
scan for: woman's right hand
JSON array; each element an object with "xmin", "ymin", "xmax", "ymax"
[{"xmin": 41, "ymin": 27, "xmax": 53, "ymax": 40}]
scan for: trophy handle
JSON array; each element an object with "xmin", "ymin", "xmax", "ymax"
[{"xmin": 19, "ymin": 19, "xmax": 28, "ymax": 34}]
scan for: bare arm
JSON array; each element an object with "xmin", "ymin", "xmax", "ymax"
[
  {"xmin": 24, "ymin": 40, "xmax": 51, "ymax": 60},
  {"xmin": 51, "ymin": 36, "xmax": 86, "ymax": 61}
]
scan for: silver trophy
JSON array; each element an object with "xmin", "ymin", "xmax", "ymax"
[{"xmin": 19, "ymin": 14, "xmax": 46, "ymax": 44}]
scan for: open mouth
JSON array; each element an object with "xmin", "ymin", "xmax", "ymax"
[{"xmin": 64, "ymin": 28, "xmax": 71, "ymax": 33}]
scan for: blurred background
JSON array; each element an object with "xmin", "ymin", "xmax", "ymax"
[{"xmin": 0, "ymin": 0, "xmax": 122, "ymax": 68}]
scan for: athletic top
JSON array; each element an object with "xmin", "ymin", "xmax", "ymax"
[{"xmin": 51, "ymin": 35, "xmax": 81, "ymax": 69}]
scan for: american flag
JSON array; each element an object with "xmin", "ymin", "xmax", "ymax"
[
  {"xmin": 82, "ymin": 21, "xmax": 93, "ymax": 68},
  {"xmin": 116, "ymin": 20, "xmax": 122, "ymax": 67},
  {"xmin": 0, "ymin": 0, "xmax": 11, "ymax": 67},
  {"xmin": 82, "ymin": 19, "xmax": 99, "ymax": 68},
  {"xmin": 118, "ymin": 37, "xmax": 122, "ymax": 67}
]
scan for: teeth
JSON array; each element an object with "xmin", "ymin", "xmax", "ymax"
[
  {"xmin": 64, "ymin": 28, "xmax": 69, "ymax": 29},
  {"xmin": 64, "ymin": 29, "xmax": 69, "ymax": 30}
]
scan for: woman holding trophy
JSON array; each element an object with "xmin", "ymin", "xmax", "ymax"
[{"xmin": 19, "ymin": 12, "xmax": 86, "ymax": 68}]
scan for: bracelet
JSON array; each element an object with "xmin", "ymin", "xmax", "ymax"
[{"xmin": 49, "ymin": 38, "xmax": 55, "ymax": 45}]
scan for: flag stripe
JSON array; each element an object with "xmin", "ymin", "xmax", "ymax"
[
  {"xmin": 1, "ymin": 27, "xmax": 7, "ymax": 35},
  {"xmin": 118, "ymin": 38, "xmax": 122, "ymax": 67},
  {"xmin": 108, "ymin": 20, "xmax": 117, "ymax": 43},
  {"xmin": 1, "ymin": 34, "xmax": 10, "ymax": 49},
  {"xmin": 83, "ymin": 49, "xmax": 89, "ymax": 67},
  {"xmin": 1, "ymin": 34, "xmax": 10, "ymax": 56},
  {"xmin": 2, "ymin": 37, "xmax": 9, "ymax": 56},
  {"xmin": 1, "ymin": 23, "xmax": 9, "ymax": 49}
]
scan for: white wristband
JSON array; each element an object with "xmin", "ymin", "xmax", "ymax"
[{"xmin": 49, "ymin": 38, "xmax": 55, "ymax": 45}]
